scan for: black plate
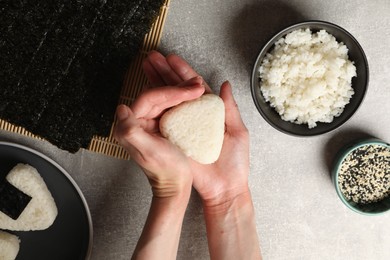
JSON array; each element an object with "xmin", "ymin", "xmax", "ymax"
[
  {"xmin": 0, "ymin": 142, "xmax": 92, "ymax": 260},
  {"xmin": 251, "ymin": 20, "xmax": 369, "ymax": 136}
]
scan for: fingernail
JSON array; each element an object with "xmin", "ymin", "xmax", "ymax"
[
  {"xmin": 181, "ymin": 77, "xmax": 200, "ymax": 87},
  {"xmin": 193, "ymin": 76, "xmax": 204, "ymax": 87},
  {"xmin": 196, "ymin": 76, "xmax": 205, "ymax": 86},
  {"xmin": 116, "ymin": 105, "xmax": 129, "ymax": 121},
  {"xmin": 187, "ymin": 76, "xmax": 201, "ymax": 83}
]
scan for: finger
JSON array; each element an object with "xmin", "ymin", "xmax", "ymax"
[
  {"xmin": 116, "ymin": 103, "xmax": 160, "ymax": 133},
  {"xmin": 139, "ymin": 118, "xmax": 160, "ymax": 133},
  {"xmin": 219, "ymin": 81, "xmax": 247, "ymax": 133},
  {"xmin": 142, "ymin": 58, "xmax": 165, "ymax": 87},
  {"xmin": 166, "ymin": 54, "xmax": 213, "ymax": 93},
  {"xmin": 114, "ymin": 105, "xmax": 161, "ymax": 165},
  {"xmin": 145, "ymin": 51, "xmax": 182, "ymax": 86},
  {"xmin": 131, "ymin": 77, "xmax": 205, "ymax": 119}
]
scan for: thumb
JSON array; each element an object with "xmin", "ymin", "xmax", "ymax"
[{"xmin": 219, "ymin": 81, "xmax": 246, "ymax": 133}]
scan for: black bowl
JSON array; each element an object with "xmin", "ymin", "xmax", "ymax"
[{"xmin": 251, "ymin": 20, "xmax": 369, "ymax": 136}]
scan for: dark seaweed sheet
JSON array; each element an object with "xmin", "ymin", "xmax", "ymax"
[
  {"xmin": 0, "ymin": 0, "xmax": 165, "ymax": 152},
  {"xmin": 0, "ymin": 180, "xmax": 32, "ymax": 220}
]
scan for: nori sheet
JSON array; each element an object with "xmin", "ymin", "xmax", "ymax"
[
  {"xmin": 0, "ymin": 0, "xmax": 165, "ymax": 152},
  {"xmin": 0, "ymin": 180, "xmax": 32, "ymax": 220}
]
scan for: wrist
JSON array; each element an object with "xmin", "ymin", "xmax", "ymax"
[
  {"xmin": 202, "ymin": 189, "xmax": 262, "ymax": 260},
  {"xmin": 152, "ymin": 181, "xmax": 192, "ymax": 208},
  {"xmin": 145, "ymin": 168, "xmax": 193, "ymax": 199},
  {"xmin": 202, "ymin": 187, "xmax": 252, "ymax": 216}
]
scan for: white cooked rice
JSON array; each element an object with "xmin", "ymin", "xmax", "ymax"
[
  {"xmin": 0, "ymin": 231, "xmax": 20, "ymax": 260},
  {"xmin": 259, "ymin": 28, "xmax": 357, "ymax": 128}
]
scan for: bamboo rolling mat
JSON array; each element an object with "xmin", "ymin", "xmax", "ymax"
[{"xmin": 0, "ymin": 0, "xmax": 171, "ymax": 160}]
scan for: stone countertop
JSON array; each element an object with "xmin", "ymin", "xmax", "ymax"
[{"xmin": 1, "ymin": 0, "xmax": 390, "ymax": 259}]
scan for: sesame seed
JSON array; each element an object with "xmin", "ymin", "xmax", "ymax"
[{"xmin": 338, "ymin": 144, "xmax": 390, "ymax": 204}]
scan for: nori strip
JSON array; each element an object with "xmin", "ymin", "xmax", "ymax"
[
  {"xmin": 0, "ymin": 0, "xmax": 165, "ymax": 152},
  {"xmin": 0, "ymin": 180, "xmax": 32, "ymax": 220}
]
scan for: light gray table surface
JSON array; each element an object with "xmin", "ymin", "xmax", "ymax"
[{"xmin": 1, "ymin": 0, "xmax": 390, "ymax": 259}]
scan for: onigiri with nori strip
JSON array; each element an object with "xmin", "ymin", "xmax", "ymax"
[{"xmin": 0, "ymin": 164, "xmax": 57, "ymax": 231}]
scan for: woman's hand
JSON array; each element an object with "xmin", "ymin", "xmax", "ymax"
[
  {"xmin": 114, "ymin": 77, "xmax": 205, "ymax": 198},
  {"xmin": 115, "ymin": 77, "xmax": 209, "ymax": 260}
]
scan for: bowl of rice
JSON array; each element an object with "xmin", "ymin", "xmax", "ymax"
[
  {"xmin": 251, "ymin": 20, "xmax": 369, "ymax": 135},
  {"xmin": 332, "ymin": 138, "xmax": 390, "ymax": 215}
]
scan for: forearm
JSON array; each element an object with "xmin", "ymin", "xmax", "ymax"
[
  {"xmin": 132, "ymin": 190, "xmax": 190, "ymax": 260},
  {"xmin": 203, "ymin": 191, "xmax": 262, "ymax": 260}
]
